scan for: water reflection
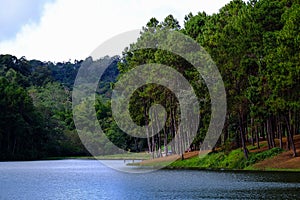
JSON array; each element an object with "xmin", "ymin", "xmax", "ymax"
[{"xmin": 0, "ymin": 160, "xmax": 299, "ymax": 199}]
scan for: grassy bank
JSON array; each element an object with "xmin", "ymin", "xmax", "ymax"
[
  {"xmin": 167, "ymin": 147, "xmax": 284, "ymax": 170},
  {"xmin": 131, "ymin": 135, "xmax": 300, "ymax": 172}
]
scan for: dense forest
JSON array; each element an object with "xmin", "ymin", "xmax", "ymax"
[
  {"xmin": 0, "ymin": 54, "xmax": 119, "ymax": 160},
  {"xmin": 0, "ymin": 0, "xmax": 299, "ymax": 160}
]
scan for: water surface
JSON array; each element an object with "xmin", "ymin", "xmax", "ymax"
[{"xmin": 0, "ymin": 160, "xmax": 299, "ymax": 199}]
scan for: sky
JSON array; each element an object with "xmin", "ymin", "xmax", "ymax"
[{"xmin": 0, "ymin": 0, "xmax": 233, "ymax": 62}]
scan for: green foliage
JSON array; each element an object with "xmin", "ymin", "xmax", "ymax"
[
  {"xmin": 169, "ymin": 147, "xmax": 283, "ymax": 170},
  {"xmin": 246, "ymin": 147, "xmax": 284, "ymax": 166},
  {"xmin": 0, "ymin": 76, "xmax": 46, "ymax": 160},
  {"xmin": 220, "ymin": 149, "xmax": 247, "ymax": 169}
]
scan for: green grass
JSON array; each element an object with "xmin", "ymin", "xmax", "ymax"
[
  {"xmin": 168, "ymin": 147, "xmax": 284, "ymax": 170},
  {"xmin": 245, "ymin": 147, "xmax": 283, "ymax": 167}
]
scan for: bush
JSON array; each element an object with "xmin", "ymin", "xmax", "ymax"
[
  {"xmin": 168, "ymin": 147, "xmax": 284, "ymax": 170},
  {"xmin": 246, "ymin": 147, "xmax": 283, "ymax": 166}
]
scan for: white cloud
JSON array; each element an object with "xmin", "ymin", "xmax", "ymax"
[
  {"xmin": 0, "ymin": 0, "xmax": 232, "ymax": 61},
  {"xmin": 0, "ymin": 0, "xmax": 54, "ymax": 40}
]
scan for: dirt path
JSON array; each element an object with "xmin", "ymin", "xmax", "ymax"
[
  {"xmin": 253, "ymin": 135, "xmax": 300, "ymax": 170},
  {"xmin": 138, "ymin": 150, "xmax": 206, "ymax": 166}
]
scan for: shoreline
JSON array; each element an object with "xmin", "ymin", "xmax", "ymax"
[
  {"xmin": 1, "ymin": 156, "xmax": 299, "ymax": 172},
  {"xmin": 162, "ymin": 165, "xmax": 300, "ymax": 172}
]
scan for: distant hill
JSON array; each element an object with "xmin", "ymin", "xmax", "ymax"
[
  {"xmin": 0, "ymin": 54, "xmax": 120, "ymax": 160},
  {"xmin": 0, "ymin": 54, "xmax": 119, "ymax": 93}
]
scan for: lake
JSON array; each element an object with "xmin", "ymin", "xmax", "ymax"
[{"xmin": 0, "ymin": 160, "xmax": 299, "ymax": 199}]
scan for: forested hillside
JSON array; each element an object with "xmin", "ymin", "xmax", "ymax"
[
  {"xmin": 0, "ymin": 0, "xmax": 299, "ymax": 161},
  {"xmin": 0, "ymin": 54, "xmax": 119, "ymax": 160}
]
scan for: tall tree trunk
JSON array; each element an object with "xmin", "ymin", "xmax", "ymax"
[
  {"xmin": 171, "ymin": 106, "xmax": 179, "ymax": 155},
  {"xmin": 223, "ymin": 117, "xmax": 229, "ymax": 145},
  {"xmin": 144, "ymin": 102, "xmax": 152, "ymax": 155},
  {"xmin": 268, "ymin": 118, "xmax": 275, "ymax": 148},
  {"xmin": 284, "ymin": 125, "xmax": 290, "ymax": 150},
  {"xmin": 163, "ymin": 124, "xmax": 168, "ymax": 156},
  {"xmin": 239, "ymin": 114, "xmax": 249, "ymax": 159},
  {"xmin": 251, "ymin": 117, "xmax": 255, "ymax": 146},
  {"xmin": 285, "ymin": 113, "xmax": 297, "ymax": 157},
  {"xmin": 256, "ymin": 124, "xmax": 260, "ymax": 149},
  {"xmin": 240, "ymin": 127, "xmax": 248, "ymax": 159},
  {"xmin": 151, "ymin": 125, "xmax": 155, "ymax": 159},
  {"xmin": 278, "ymin": 122, "xmax": 283, "ymax": 149},
  {"xmin": 265, "ymin": 122, "xmax": 271, "ymax": 149}
]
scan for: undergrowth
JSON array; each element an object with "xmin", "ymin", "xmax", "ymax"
[{"xmin": 169, "ymin": 147, "xmax": 284, "ymax": 170}]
